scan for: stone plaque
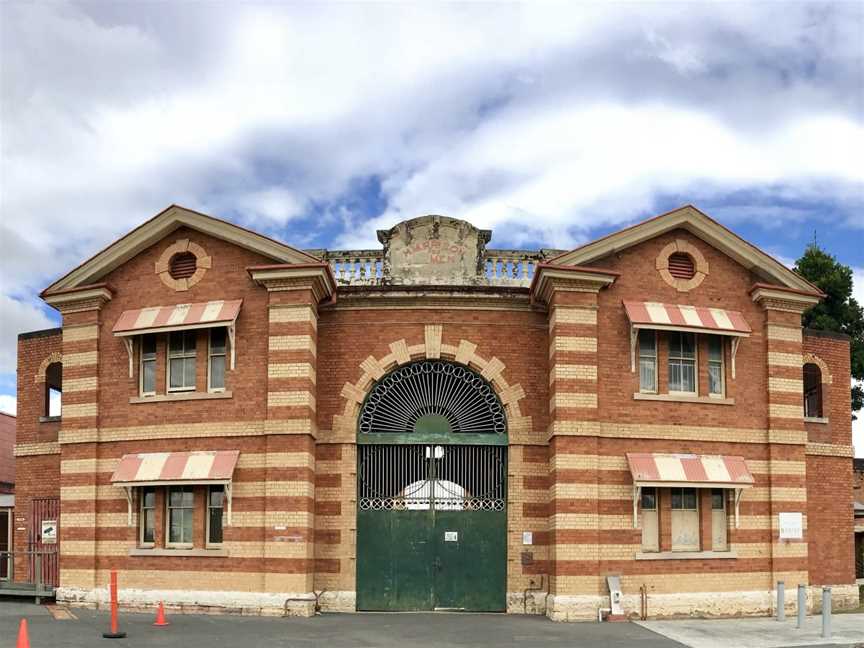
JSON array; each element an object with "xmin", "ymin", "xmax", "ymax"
[{"xmin": 378, "ymin": 215, "xmax": 491, "ymax": 285}]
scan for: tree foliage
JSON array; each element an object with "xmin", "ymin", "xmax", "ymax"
[{"xmin": 794, "ymin": 243, "xmax": 863, "ymax": 417}]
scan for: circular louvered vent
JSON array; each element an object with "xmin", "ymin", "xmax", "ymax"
[
  {"xmin": 169, "ymin": 252, "xmax": 198, "ymax": 280},
  {"xmin": 359, "ymin": 360, "xmax": 506, "ymax": 435},
  {"xmin": 668, "ymin": 252, "xmax": 695, "ymax": 279}
]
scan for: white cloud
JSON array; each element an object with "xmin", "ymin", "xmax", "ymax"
[
  {"xmin": 0, "ymin": 395, "xmax": 16, "ymax": 417},
  {"xmin": 1, "ymin": 1, "xmax": 863, "ymax": 381},
  {"xmin": 0, "ymin": 294, "xmax": 56, "ymax": 374}
]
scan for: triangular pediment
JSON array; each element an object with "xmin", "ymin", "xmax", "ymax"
[
  {"xmin": 552, "ymin": 205, "xmax": 817, "ymax": 292},
  {"xmin": 43, "ymin": 204, "xmax": 319, "ymax": 294}
]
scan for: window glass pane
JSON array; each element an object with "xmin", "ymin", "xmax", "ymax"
[
  {"xmin": 183, "ymin": 357, "xmax": 196, "ymax": 387},
  {"xmin": 211, "ymin": 328, "xmax": 227, "ymax": 354},
  {"xmin": 708, "ymin": 336, "xmax": 722, "ymax": 361},
  {"xmin": 683, "ymin": 488, "xmax": 697, "ymax": 509},
  {"xmin": 169, "ymin": 359, "xmax": 184, "ymax": 388},
  {"xmin": 209, "ymin": 486, "xmax": 224, "ymax": 507},
  {"xmin": 169, "ymin": 333, "xmax": 184, "ymax": 355},
  {"xmin": 181, "ymin": 487, "xmax": 194, "ymax": 507},
  {"xmin": 142, "ymin": 335, "xmax": 156, "ymax": 359},
  {"xmin": 638, "ymin": 330, "xmax": 656, "ymax": 354},
  {"xmin": 209, "ymin": 508, "xmax": 223, "ymax": 544},
  {"xmin": 708, "ymin": 364, "xmax": 722, "ymax": 395},
  {"xmin": 712, "ymin": 489, "xmax": 724, "ymax": 510},
  {"xmin": 639, "ymin": 359, "xmax": 656, "ymax": 392},
  {"xmin": 143, "ymin": 510, "xmax": 155, "ymax": 543},
  {"xmin": 143, "ymin": 488, "xmax": 155, "ymax": 508},
  {"xmin": 671, "ymin": 488, "xmax": 682, "ymax": 509},
  {"xmin": 143, "ymin": 360, "xmax": 155, "ymax": 393},
  {"xmin": 183, "ymin": 331, "xmax": 197, "ymax": 353},
  {"xmin": 641, "ymin": 488, "xmax": 656, "ymax": 510},
  {"xmin": 182, "ymin": 509, "xmax": 193, "ymax": 543},
  {"xmin": 680, "ymin": 333, "xmax": 695, "ymax": 357},
  {"xmin": 210, "ymin": 355, "xmax": 225, "ymax": 390}
]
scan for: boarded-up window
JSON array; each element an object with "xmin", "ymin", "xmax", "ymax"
[
  {"xmin": 670, "ymin": 487, "xmax": 699, "ymax": 551},
  {"xmin": 641, "ymin": 487, "xmax": 659, "ymax": 552},
  {"xmin": 711, "ymin": 488, "xmax": 728, "ymax": 551}
]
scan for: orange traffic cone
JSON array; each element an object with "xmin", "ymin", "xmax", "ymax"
[
  {"xmin": 16, "ymin": 618, "xmax": 30, "ymax": 648},
  {"xmin": 153, "ymin": 601, "xmax": 170, "ymax": 627}
]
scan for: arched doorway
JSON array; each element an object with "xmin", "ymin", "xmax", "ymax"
[{"xmin": 356, "ymin": 360, "xmax": 508, "ymax": 612}]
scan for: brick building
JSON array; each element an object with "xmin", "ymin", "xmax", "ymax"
[
  {"xmin": 0, "ymin": 412, "xmax": 14, "ymax": 495},
  {"xmin": 11, "ymin": 204, "xmax": 858, "ymax": 619},
  {"xmin": 855, "ymin": 459, "xmax": 863, "ymax": 580}
]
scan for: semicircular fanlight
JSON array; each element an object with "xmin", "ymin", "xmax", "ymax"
[{"xmin": 358, "ymin": 360, "xmax": 506, "ymax": 435}]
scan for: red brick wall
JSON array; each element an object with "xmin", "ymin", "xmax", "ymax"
[
  {"xmin": 97, "ymin": 226, "xmax": 275, "ymax": 428},
  {"xmin": 587, "ymin": 228, "xmax": 767, "ymax": 429},
  {"xmin": 316, "ymin": 307, "xmax": 550, "ymax": 432},
  {"xmin": 0, "ymin": 412, "xmax": 15, "ymax": 492},
  {"xmin": 803, "ymin": 331, "xmax": 855, "ymax": 586}
]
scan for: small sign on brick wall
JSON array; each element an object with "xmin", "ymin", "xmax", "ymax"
[{"xmin": 778, "ymin": 512, "xmax": 803, "ymax": 540}]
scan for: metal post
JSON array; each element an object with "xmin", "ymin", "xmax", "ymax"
[
  {"xmin": 34, "ymin": 554, "xmax": 42, "ymax": 605},
  {"xmin": 797, "ymin": 584, "xmax": 806, "ymax": 628},
  {"xmin": 821, "ymin": 587, "xmax": 831, "ymax": 639},
  {"xmin": 776, "ymin": 581, "xmax": 785, "ymax": 621}
]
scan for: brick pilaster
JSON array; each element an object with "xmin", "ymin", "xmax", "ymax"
[
  {"xmin": 43, "ymin": 285, "xmax": 112, "ymax": 594},
  {"xmin": 249, "ymin": 264, "xmax": 335, "ymax": 609}
]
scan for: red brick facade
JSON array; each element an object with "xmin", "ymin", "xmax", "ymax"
[
  {"xmin": 0, "ymin": 412, "xmax": 14, "ymax": 493},
  {"xmin": 11, "ymin": 204, "xmax": 858, "ymax": 618}
]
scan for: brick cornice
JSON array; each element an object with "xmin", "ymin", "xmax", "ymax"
[
  {"xmin": 42, "ymin": 283, "xmax": 113, "ymax": 313},
  {"xmin": 750, "ymin": 283, "xmax": 822, "ymax": 313},
  {"xmin": 248, "ymin": 263, "xmax": 337, "ymax": 304},
  {"xmin": 530, "ymin": 264, "xmax": 618, "ymax": 305}
]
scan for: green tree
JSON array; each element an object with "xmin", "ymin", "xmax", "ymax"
[{"xmin": 794, "ymin": 243, "xmax": 863, "ymax": 418}]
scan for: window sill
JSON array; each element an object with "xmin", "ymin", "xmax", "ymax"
[
  {"xmin": 129, "ymin": 547, "xmax": 228, "ymax": 557},
  {"xmin": 804, "ymin": 417, "xmax": 829, "ymax": 425},
  {"xmin": 130, "ymin": 391, "xmax": 232, "ymax": 404},
  {"xmin": 633, "ymin": 393, "xmax": 734, "ymax": 405},
  {"xmin": 39, "ymin": 416, "xmax": 61, "ymax": 423},
  {"xmin": 635, "ymin": 550, "xmax": 737, "ymax": 561}
]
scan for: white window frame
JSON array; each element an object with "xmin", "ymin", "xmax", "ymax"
[
  {"xmin": 638, "ymin": 330, "xmax": 658, "ymax": 394},
  {"xmin": 707, "ymin": 335, "xmax": 725, "ymax": 398},
  {"xmin": 167, "ymin": 331, "xmax": 197, "ymax": 393},
  {"xmin": 206, "ymin": 485, "xmax": 224, "ymax": 547},
  {"xmin": 139, "ymin": 335, "xmax": 157, "ymax": 397},
  {"xmin": 208, "ymin": 328, "xmax": 227, "ymax": 393},
  {"xmin": 139, "ymin": 487, "xmax": 156, "ymax": 548},
  {"xmin": 166, "ymin": 486, "xmax": 195, "ymax": 548},
  {"xmin": 668, "ymin": 332, "xmax": 698, "ymax": 396}
]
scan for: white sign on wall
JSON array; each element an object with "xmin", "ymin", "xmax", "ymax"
[
  {"xmin": 522, "ymin": 531, "xmax": 533, "ymax": 546},
  {"xmin": 778, "ymin": 512, "xmax": 803, "ymax": 540},
  {"xmin": 444, "ymin": 531, "xmax": 458, "ymax": 542},
  {"xmin": 41, "ymin": 520, "xmax": 57, "ymax": 544}
]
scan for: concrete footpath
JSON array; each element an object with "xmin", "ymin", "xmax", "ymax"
[
  {"xmin": 637, "ymin": 614, "xmax": 864, "ymax": 648},
  {"xmin": 0, "ymin": 601, "xmax": 684, "ymax": 648}
]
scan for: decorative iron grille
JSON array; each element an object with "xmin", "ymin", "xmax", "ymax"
[
  {"xmin": 358, "ymin": 445, "xmax": 506, "ymax": 511},
  {"xmin": 358, "ymin": 360, "xmax": 506, "ymax": 435}
]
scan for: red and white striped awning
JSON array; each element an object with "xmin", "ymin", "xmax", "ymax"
[
  {"xmin": 626, "ymin": 453, "xmax": 754, "ymax": 489},
  {"xmin": 112, "ymin": 299, "xmax": 242, "ymax": 337},
  {"xmin": 110, "ymin": 450, "xmax": 240, "ymax": 486},
  {"xmin": 623, "ymin": 301, "xmax": 751, "ymax": 336}
]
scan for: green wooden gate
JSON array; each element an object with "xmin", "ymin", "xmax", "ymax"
[{"xmin": 355, "ymin": 361, "xmax": 508, "ymax": 612}]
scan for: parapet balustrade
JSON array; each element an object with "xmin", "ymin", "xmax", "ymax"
[{"xmin": 320, "ymin": 249, "xmax": 560, "ymax": 287}]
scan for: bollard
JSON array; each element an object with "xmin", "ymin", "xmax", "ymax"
[
  {"xmin": 797, "ymin": 584, "xmax": 806, "ymax": 628},
  {"xmin": 102, "ymin": 570, "xmax": 126, "ymax": 639},
  {"xmin": 821, "ymin": 586, "xmax": 831, "ymax": 639},
  {"xmin": 776, "ymin": 581, "xmax": 785, "ymax": 621}
]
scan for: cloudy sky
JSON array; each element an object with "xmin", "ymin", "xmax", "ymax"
[{"xmin": 1, "ymin": 2, "xmax": 862, "ymax": 451}]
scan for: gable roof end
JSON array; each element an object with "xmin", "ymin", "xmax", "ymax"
[
  {"xmin": 551, "ymin": 205, "xmax": 820, "ymax": 294},
  {"xmin": 42, "ymin": 204, "xmax": 320, "ymax": 296}
]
